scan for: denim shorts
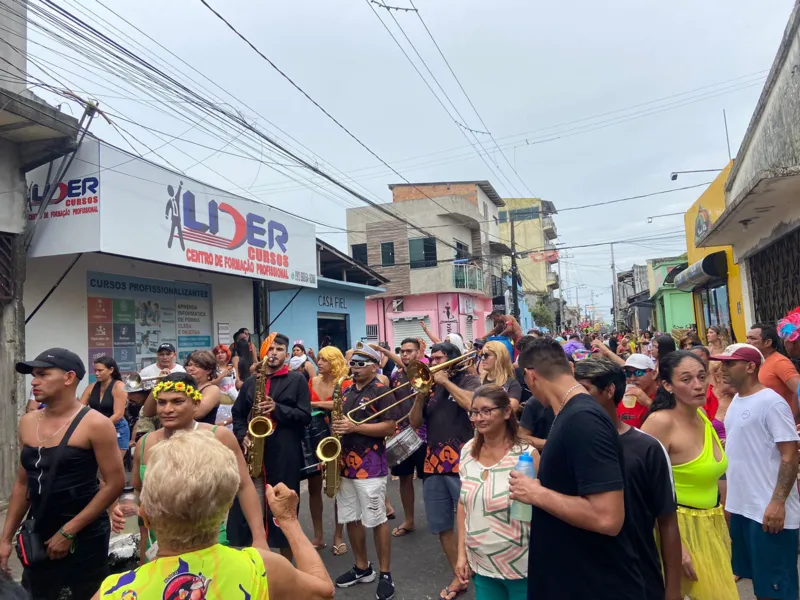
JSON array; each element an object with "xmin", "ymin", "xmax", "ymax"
[
  {"xmin": 730, "ymin": 513, "xmax": 799, "ymax": 600},
  {"xmin": 423, "ymin": 475, "xmax": 461, "ymax": 534},
  {"xmin": 115, "ymin": 419, "xmax": 130, "ymax": 450}
]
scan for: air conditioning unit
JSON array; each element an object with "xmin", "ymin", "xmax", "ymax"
[{"xmin": 392, "ymin": 298, "xmax": 404, "ymax": 312}]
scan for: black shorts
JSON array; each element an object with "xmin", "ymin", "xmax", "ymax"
[{"xmin": 390, "ymin": 443, "xmax": 426, "ymax": 478}]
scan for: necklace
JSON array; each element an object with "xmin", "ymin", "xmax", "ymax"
[
  {"xmin": 36, "ymin": 406, "xmax": 83, "ymax": 445},
  {"xmin": 549, "ymin": 384, "xmax": 584, "ymax": 431}
]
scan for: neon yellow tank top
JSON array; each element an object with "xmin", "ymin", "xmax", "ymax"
[
  {"xmin": 672, "ymin": 410, "xmax": 727, "ymax": 509},
  {"xmin": 98, "ymin": 544, "xmax": 268, "ymax": 600}
]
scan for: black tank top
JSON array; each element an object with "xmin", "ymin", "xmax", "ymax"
[
  {"xmin": 195, "ymin": 384, "xmax": 220, "ymax": 425},
  {"xmin": 88, "ymin": 380, "xmax": 119, "ymax": 418}
]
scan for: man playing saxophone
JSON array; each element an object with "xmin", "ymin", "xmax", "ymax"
[
  {"xmin": 231, "ymin": 333, "xmax": 311, "ymax": 559},
  {"xmin": 332, "ymin": 344, "xmax": 399, "ymax": 600}
]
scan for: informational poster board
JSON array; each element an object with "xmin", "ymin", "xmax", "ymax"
[{"xmin": 86, "ymin": 271, "xmax": 212, "ymax": 379}]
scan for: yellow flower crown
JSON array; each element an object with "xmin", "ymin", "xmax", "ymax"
[{"xmin": 152, "ymin": 380, "xmax": 203, "ymax": 402}]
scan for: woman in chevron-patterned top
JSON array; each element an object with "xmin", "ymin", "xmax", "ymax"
[{"xmin": 454, "ymin": 384, "xmax": 539, "ymax": 600}]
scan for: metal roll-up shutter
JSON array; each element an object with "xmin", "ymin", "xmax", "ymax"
[{"xmin": 392, "ymin": 316, "xmax": 433, "ymax": 350}]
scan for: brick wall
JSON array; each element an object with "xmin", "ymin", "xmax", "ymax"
[
  {"xmin": 366, "ymin": 221, "xmax": 410, "ymax": 296},
  {"xmin": 391, "ymin": 183, "xmax": 478, "ymax": 205}
]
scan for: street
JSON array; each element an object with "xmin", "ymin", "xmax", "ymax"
[{"xmin": 0, "ymin": 477, "xmax": 770, "ymax": 599}]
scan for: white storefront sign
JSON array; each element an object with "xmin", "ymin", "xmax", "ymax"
[{"xmin": 27, "ymin": 139, "xmax": 317, "ymax": 287}]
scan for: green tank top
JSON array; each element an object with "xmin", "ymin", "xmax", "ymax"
[
  {"xmin": 672, "ymin": 410, "xmax": 727, "ymax": 509},
  {"xmin": 98, "ymin": 544, "xmax": 268, "ymax": 599},
  {"xmin": 139, "ymin": 427, "xmax": 228, "ymax": 553}
]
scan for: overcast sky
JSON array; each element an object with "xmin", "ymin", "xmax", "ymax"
[{"xmin": 18, "ymin": 0, "xmax": 797, "ymax": 319}]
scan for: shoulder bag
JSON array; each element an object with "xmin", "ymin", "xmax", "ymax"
[{"xmin": 15, "ymin": 406, "xmax": 90, "ymax": 567}]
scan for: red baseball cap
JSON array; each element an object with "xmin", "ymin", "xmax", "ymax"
[{"xmin": 709, "ymin": 343, "xmax": 764, "ymax": 366}]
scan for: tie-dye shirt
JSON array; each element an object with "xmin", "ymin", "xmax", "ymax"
[
  {"xmin": 341, "ymin": 378, "xmax": 397, "ymax": 479},
  {"xmin": 98, "ymin": 544, "xmax": 268, "ymax": 600},
  {"xmin": 459, "ymin": 440, "xmax": 530, "ymax": 579}
]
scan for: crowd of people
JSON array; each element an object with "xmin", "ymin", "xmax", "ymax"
[{"xmin": 4, "ymin": 311, "xmax": 800, "ymax": 600}]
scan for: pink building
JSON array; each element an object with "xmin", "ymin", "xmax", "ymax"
[
  {"xmin": 348, "ymin": 181, "xmax": 510, "ymax": 349},
  {"xmin": 367, "ymin": 293, "xmax": 494, "ymax": 349}
]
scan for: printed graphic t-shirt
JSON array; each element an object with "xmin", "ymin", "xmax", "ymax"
[
  {"xmin": 341, "ymin": 378, "xmax": 397, "ymax": 479},
  {"xmin": 424, "ymin": 373, "xmax": 480, "ymax": 475},
  {"xmin": 98, "ymin": 544, "xmax": 268, "ymax": 600}
]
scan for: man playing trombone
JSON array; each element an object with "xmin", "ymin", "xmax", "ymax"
[
  {"xmin": 409, "ymin": 342, "xmax": 480, "ymax": 600},
  {"xmin": 332, "ymin": 344, "xmax": 399, "ymax": 600}
]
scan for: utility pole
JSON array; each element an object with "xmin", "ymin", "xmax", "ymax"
[
  {"xmin": 591, "ymin": 290, "xmax": 595, "ymax": 325},
  {"xmin": 576, "ymin": 286, "xmax": 581, "ymax": 324},
  {"xmin": 510, "ymin": 218, "xmax": 520, "ymax": 321},
  {"xmin": 611, "ymin": 242, "xmax": 619, "ymax": 330},
  {"xmin": 557, "ymin": 253, "xmax": 563, "ymax": 331}
]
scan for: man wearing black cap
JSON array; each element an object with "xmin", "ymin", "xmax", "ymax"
[
  {"xmin": 139, "ymin": 342, "xmax": 185, "ymax": 380},
  {"xmin": 231, "ymin": 333, "xmax": 311, "ymax": 558},
  {"xmin": 0, "ymin": 348, "xmax": 125, "ymax": 600},
  {"xmin": 332, "ymin": 342, "xmax": 398, "ymax": 600}
]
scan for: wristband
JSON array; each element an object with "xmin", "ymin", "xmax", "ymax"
[{"xmin": 59, "ymin": 528, "xmax": 76, "ymax": 540}]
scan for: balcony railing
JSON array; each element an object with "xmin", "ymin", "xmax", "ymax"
[
  {"xmin": 454, "ymin": 264, "xmax": 484, "ymax": 291},
  {"xmin": 542, "ymin": 216, "xmax": 557, "ymax": 240}
]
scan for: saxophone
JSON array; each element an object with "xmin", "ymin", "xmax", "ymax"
[
  {"xmin": 246, "ymin": 358, "xmax": 274, "ymax": 478},
  {"xmin": 316, "ymin": 375, "xmax": 349, "ymax": 498}
]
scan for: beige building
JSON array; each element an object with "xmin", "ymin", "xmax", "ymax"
[{"xmin": 497, "ymin": 198, "xmax": 558, "ymax": 307}]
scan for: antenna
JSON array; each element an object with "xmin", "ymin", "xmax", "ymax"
[{"xmin": 723, "ymin": 109, "xmax": 732, "ymax": 161}]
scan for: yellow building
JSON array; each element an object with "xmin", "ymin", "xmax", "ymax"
[
  {"xmin": 679, "ymin": 162, "xmax": 746, "ymax": 343},
  {"xmin": 498, "ymin": 198, "xmax": 558, "ymax": 306}
]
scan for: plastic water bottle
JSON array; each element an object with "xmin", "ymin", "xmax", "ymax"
[{"xmin": 510, "ymin": 454, "xmax": 535, "ymax": 522}]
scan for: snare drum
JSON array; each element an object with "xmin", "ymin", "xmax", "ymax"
[
  {"xmin": 300, "ymin": 411, "xmax": 330, "ymax": 480},
  {"xmin": 386, "ymin": 426, "xmax": 423, "ymax": 468}
]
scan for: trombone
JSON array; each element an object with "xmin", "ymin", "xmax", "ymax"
[
  {"xmin": 123, "ymin": 372, "xmax": 167, "ymax": 391},
  {"xmin": 345, "ymin": 351, "xmax": 476, "ymax": 426}
]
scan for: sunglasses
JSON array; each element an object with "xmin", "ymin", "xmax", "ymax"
[
  {"xmin": 349, "ymin": 360, "xmax": 375, "ymax": 368},
  {"xmin": 480, "ymin": 353, "xmax": 494, "ymax": 359},
  {"xmin": 625, "ymin": 369, "xmax": 648, "ymax": 378}
]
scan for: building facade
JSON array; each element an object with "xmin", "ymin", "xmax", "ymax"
[
  {"xmin": 699, "ymin": 4, "xmax": 800, "ymax": 327},
  {"xmin": 347, "ymin": 181, "xmax": 510, "ymax": 348},
  {"xmin": 497, "ymin": 197, "xmax": 559, "ymax": 306},
  {"xmin": 647, "ymin": 257, "xmax": 695, "ymax": 334},
  {"xmin": 269, "ymin": 239, "xmax": 388, "ymax": 353},
  {"xmin": 23, "ymin": 138, "xmax": 318, "ymax": 393},
  {"xmin": 680, "ymin": 163, "xmax": 746, "ymax": 343}
]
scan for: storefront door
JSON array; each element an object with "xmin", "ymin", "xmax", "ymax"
[{"xmin": 318, "ymin": 313, "xmax": 349, "ymax": 354}]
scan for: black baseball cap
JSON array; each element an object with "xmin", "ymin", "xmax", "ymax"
[
  {"xmin": 157, "ymin": 343, "xmax": 176, "ymax": 353},
  {"xmin": 16, "ymin": 348, "xmax": 86, "ymax": 380}
]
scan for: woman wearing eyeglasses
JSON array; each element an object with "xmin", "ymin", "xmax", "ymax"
[
  {"xmin": 456, "ymin": 384, "xmax": 538, "ymax": 600},
  {"xmin": 478, "ymin": 341, "xmax": 522, "ymax": 413}
]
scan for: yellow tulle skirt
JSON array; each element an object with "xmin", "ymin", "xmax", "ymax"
[{"xmin": 677, "ymin": 504, "xmax": 738, "ymax": 600}]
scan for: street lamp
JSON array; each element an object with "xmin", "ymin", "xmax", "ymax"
[{"xmin": 670, "ymin": 169, "xmax": 723, "ymax": 181}]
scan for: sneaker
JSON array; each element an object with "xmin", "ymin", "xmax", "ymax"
[
  {"xmin": 376, "ymin": 573, "xmax": 395, "ymax": 600},
  {"xmin": 335, "ymin": 563, "xmax": 375, "ymax": 588}
]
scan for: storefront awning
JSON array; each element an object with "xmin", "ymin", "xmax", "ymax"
[{"xmin": 672, "ymin": 251, "xmax": 728, "ymax": 292}]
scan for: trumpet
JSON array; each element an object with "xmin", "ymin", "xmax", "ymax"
[
  {"xmin": 123, "ymin": 372, "xmax": 167, "ymax": 391},
  {"xmin": 345, "ymin": 351, "xmax": 477, "ymax": 426}
]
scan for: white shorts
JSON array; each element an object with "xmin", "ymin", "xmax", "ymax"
[{"xmin": 337, "ymin": 477, "xmax": 387, "ymax": 528}]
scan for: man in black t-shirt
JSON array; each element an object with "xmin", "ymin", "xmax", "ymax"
[
  {"xmin": 509, "ymin": 338, "xmax": 646, "ymax": 600},
  {"xmin": 574, "ymin": 358, "xmax": 681, "ymax": 600},
  {"xmin": 409, "ymin": 342, "xmax": 480, "ymax": 600}
]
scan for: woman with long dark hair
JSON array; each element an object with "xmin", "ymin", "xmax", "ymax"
[
  {"xmin": 234, "ymin": 337, "xmax": 254, "ymax": 388},
  {"xmin": 455, "ymin": 385, "xmax": 537, "ymax": 600},
  {"xmin": 652, "ymin": 335, "xmax": 677, "ymax": 363},
  {"xmin": 641, "ymin": 351, "xmax": 736, "ymax": 600},
  {"xmin": 80, "ymin": 356, "xmax": 129, "ymax": 457}
]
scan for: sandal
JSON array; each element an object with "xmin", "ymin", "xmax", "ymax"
[
  {"xmin": 440, "ymin": 585, "xmax": 468, "ymax": 599},
  {"xmin": 332, "ymin": 542, "xmax": 347, "ymax": 556},
  {"xmin": 312, "ymin": 542, "xmax": 327, "ymax": 550},
  {"xmin": 391, "ymin": 526, "xmax": 415, "ymax": 537}
]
